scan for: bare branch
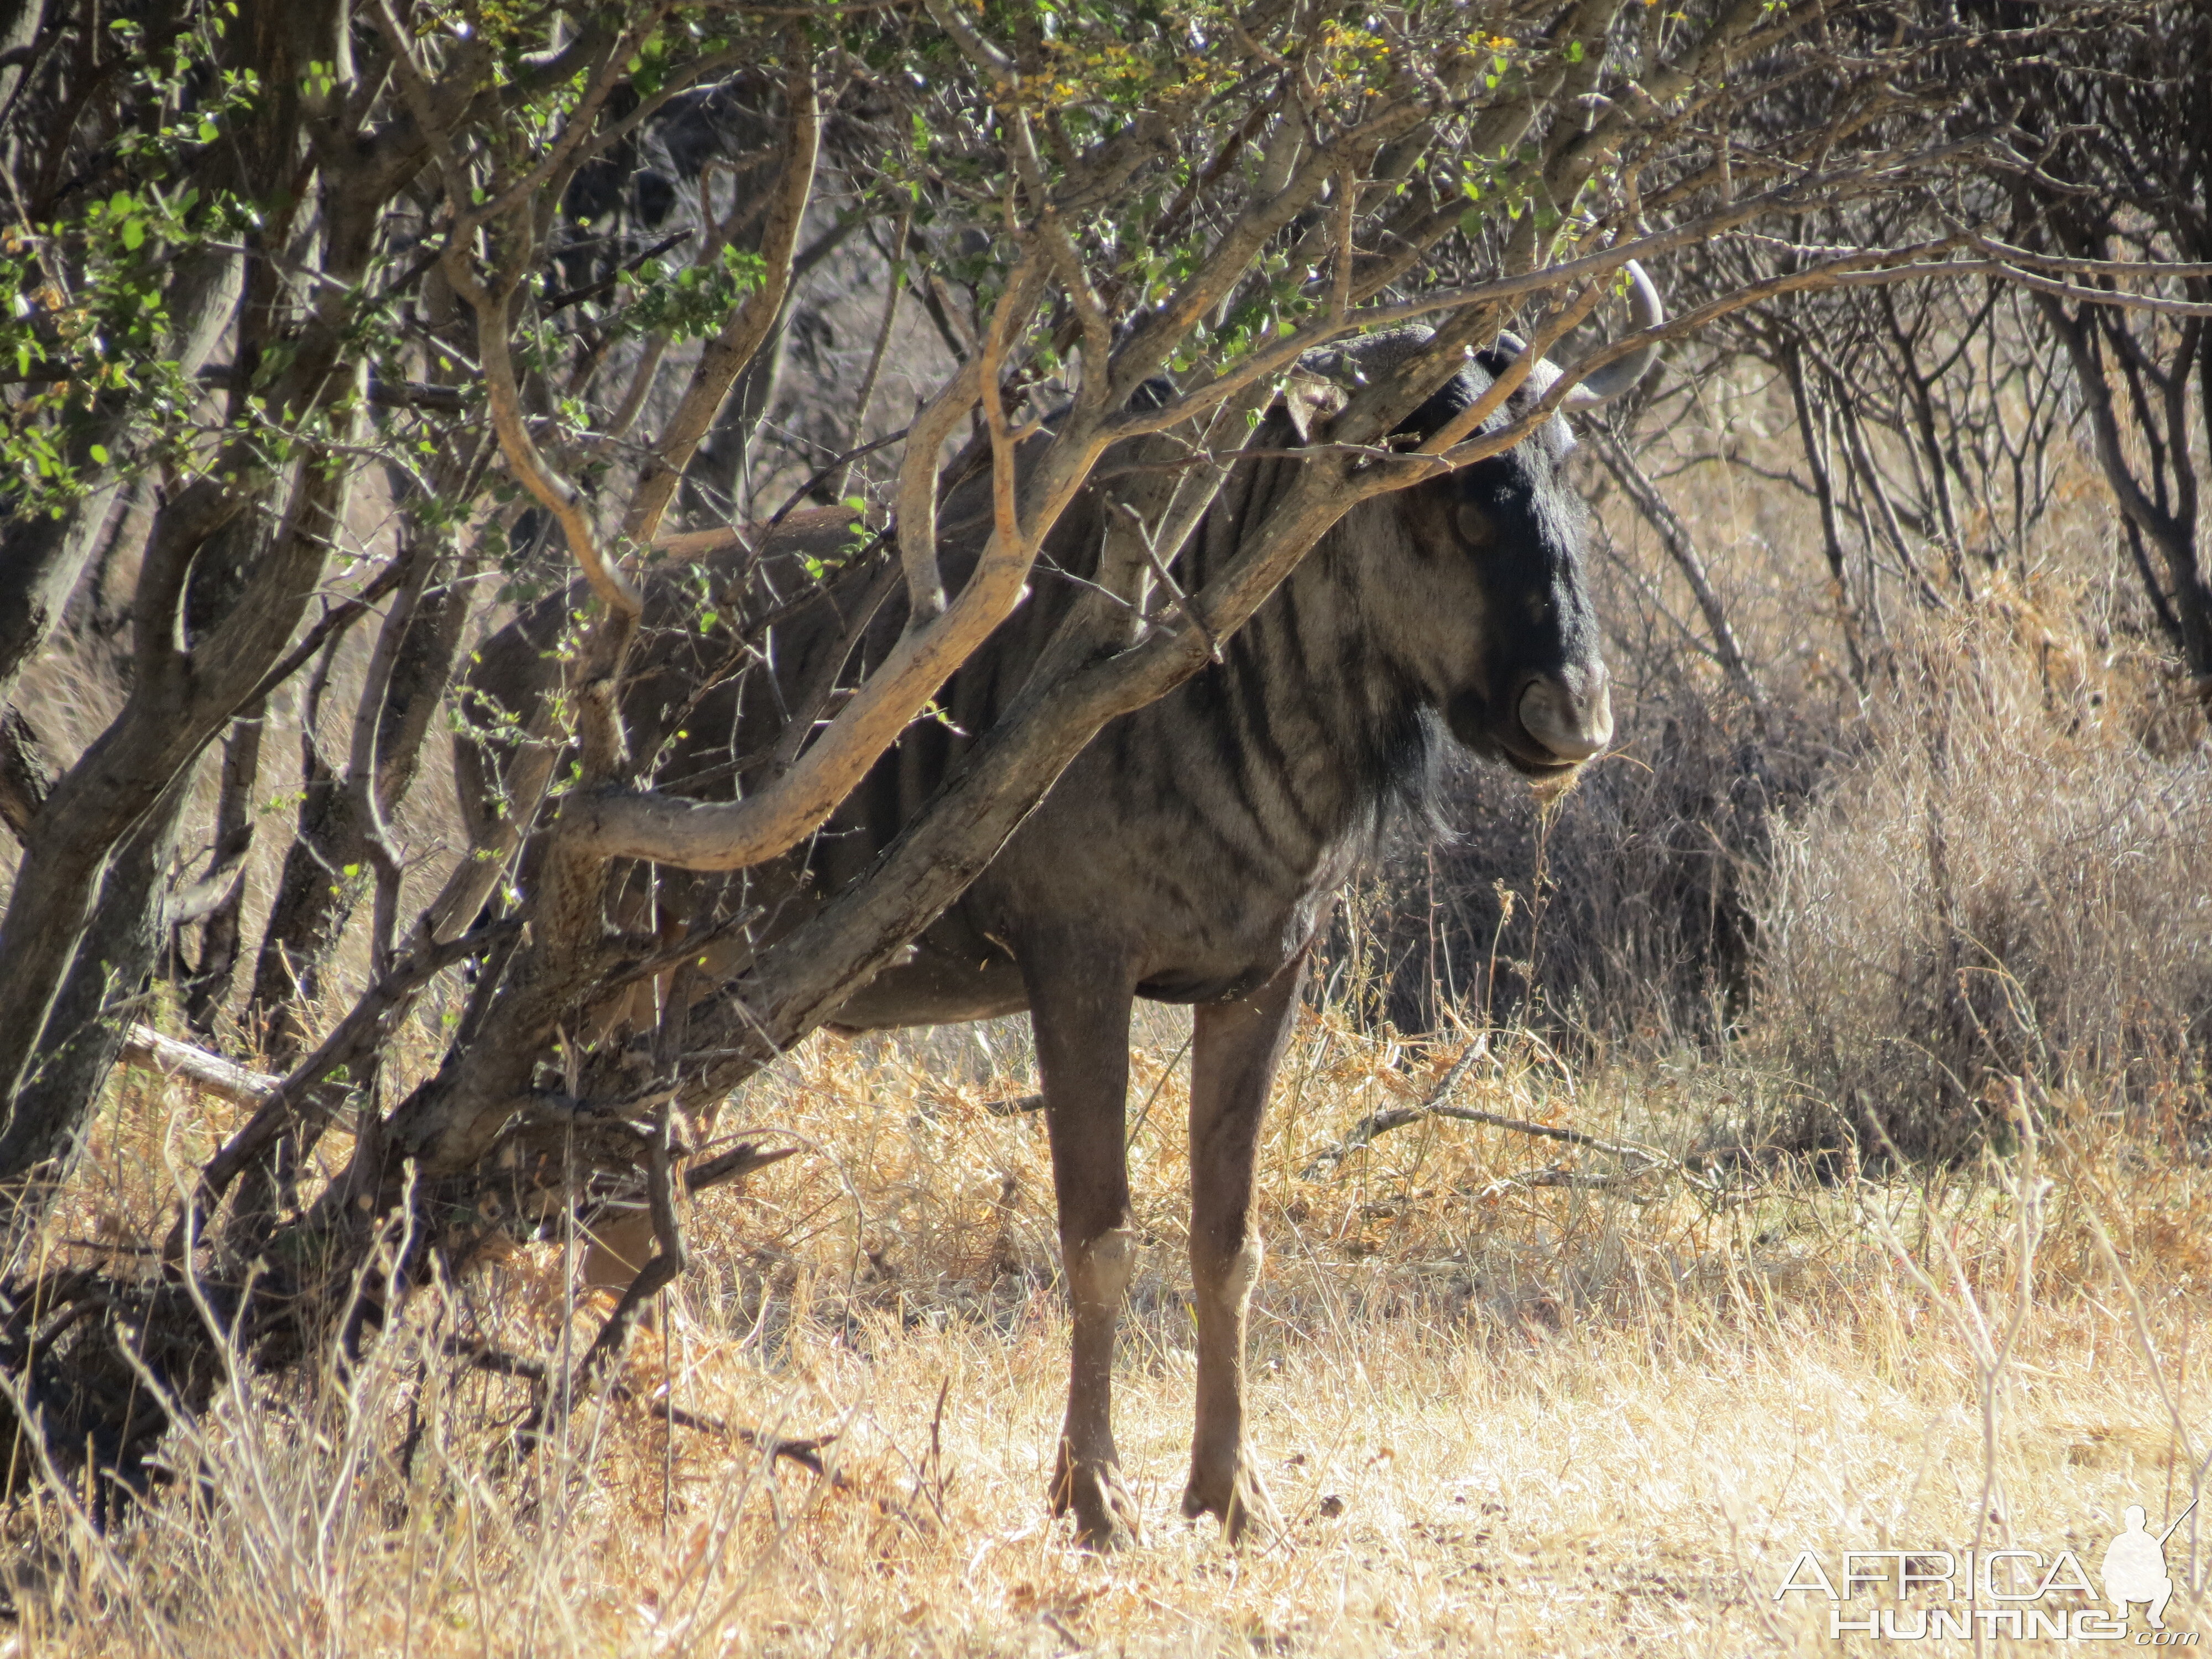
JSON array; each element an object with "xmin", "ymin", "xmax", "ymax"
[
  {"xmin": 621, "ymin": 35, "xmax": 821, "ymax": 547},
  {"xmin": 468, "ymin": 272, "xmax": 642, "ymax": 619},
  {"xmin": 549, "ymin": 249, "xmax": 1081, "ymax": 874},
  {"xmin": 892, "ymin": 356, "xmax": 984, "ymax": 626},
  {"xmin": 119, "ymin": 1027, "xmax": 279, "ymax": 1107},
  {"xmin": 1587, "ymin": 421, "xmax": 1766, "ymax": 714}
]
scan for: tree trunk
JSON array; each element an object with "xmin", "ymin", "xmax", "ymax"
[
  {"xmin": 249, "ymin": 546, "xmax": 472, "ymax": 1060},
  {"xmin": 0, "ymin": 445, "xmax": 362, "ymax": 1187},
  {"xmin": 0, "ymin": 708, "xmax": 55, "ymax": 842},
  {"xmin": 1, "ymin": 239, "xmax": 242, "ymax": 707},
  {"xmin": 177, "ymin": 706, "xmax": 267, "ymax": 1033},
  {"xmin": 2043, "ymin": 299, "xmax": 2212, "ymax": 718},
  {"xmin": 0, "ymin": 0, "xmax": 387, "ymax": 1192},
  {"xmin": 0, "ymin": 777, "xmax": 192, "ymax": 1185}
]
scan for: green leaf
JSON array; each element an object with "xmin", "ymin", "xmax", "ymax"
[
  {"xmin": 121, "ymin": 219, "xmax": 145, "ymax": 251},
  {"xmin": 197, "ymin": 120, "xmax": 219, "ymax": 142},
  {"xmin": 88, "ymin": 444, "xmax": 110, "ymax": 465}
]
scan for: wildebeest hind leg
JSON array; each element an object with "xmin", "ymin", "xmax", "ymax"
[
  {"xmin": 1181, "ymin": 947, "xmax": 1306, "ymax": 1543},
  {"xmin": 1024, "ymin": 938, "xmax": 1143, "ymax": 1551}
]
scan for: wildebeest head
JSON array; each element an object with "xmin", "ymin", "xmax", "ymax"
[{"xmin": 1296, "ymin": 265, "xmax": 1660, "ymax": 780}]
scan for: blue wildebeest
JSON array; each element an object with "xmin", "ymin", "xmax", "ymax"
[{"xmin": 461, "ymin": 269, "xmax": 1660, "ymax": 1547}]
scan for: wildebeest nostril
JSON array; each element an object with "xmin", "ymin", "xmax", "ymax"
[{"xmin": 1515, "ymin": 672, "xmax": 1614, "ymax": 763}]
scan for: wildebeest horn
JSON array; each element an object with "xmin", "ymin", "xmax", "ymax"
[{"xmin": 1494, "ymin": 260, "xmax": 1666, "ymax": 410}]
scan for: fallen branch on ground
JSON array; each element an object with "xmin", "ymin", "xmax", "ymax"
[
  {"xmin": 1469, "ymin": 1162, "xmax": 1671, "ymax": 1204},
  {"xmin": 1302, "ymin": 1035, "xmax": 1702, "ymax": 1188},
  {"xmin": 448, "ymin": 1338, "xmax": 846, "ymax": 1477}
]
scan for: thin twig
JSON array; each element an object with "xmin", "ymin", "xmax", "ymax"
[
  {"xmin": 1302, "ymin": 1036, "xmax": 1666, "ymax": 1180},
  {"xmin": 828, "ymin": 209, "xmax": 909, "ymax": 503},
  {"xmin": 1302, "ymin": 1038, "xmax": 1490, "ymax": 1177},
  {"xmin": 1112, "ymin": 501, "xmax": 1220, "ymax": 660}
]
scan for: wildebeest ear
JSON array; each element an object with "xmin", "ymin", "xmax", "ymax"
[{"xmin": 1280, "ymin": 373, "xmax": 1348, "ymax": 444}]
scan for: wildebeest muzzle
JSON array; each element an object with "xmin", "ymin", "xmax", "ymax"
[{"xmin": 1446, "ymin": 655, "xmax": 1614, "ymax": 778}]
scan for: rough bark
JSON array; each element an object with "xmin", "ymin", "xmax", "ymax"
[
  {"xmin": 0, "ymin": 707, "xmax": 54, "ymax": 842},
  {"xmin": 176, "ymin": 706, "xmax": 265, "ymax": 1033}
]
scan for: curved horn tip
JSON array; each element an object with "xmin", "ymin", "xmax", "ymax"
[
  {"xmin": 1561, "ymin": 259, "xmax": 1667, "ymax": 410},
  {"xmin": 1621, "ymin": 259, "xmax": 1664, "ymax": 327}
]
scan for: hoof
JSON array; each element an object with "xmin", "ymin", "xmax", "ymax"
[
  {"xmin": 1053, "ymin": 1451, "xmax": 1142, "ymax": 1551},
  {"xmin": 1053, "ymin": 1451, "xmax": 1141, "ymax": 1557},
  {"xmin": 1181, "ymin": 1447, "xmax": 1283, "ymax": 1546}
]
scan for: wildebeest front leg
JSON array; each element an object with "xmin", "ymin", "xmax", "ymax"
[
  {"xmin": 1182, "ymin": 947, "xmax": 1306, "ymax": 1542},
  {"xmin": 1025, "ymin": 942, "xmax": 1142, "ymax": 1550}
]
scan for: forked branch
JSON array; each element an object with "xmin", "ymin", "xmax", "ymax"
[{"xmin": 621, "ymin": 35, "xmax": 821, "ymax": 549}]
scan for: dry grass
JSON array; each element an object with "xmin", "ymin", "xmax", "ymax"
[
  {"xmin": 1758, "ymin": 587, "xmax": 2212, "ymax": 1154},
  {"xmin": 6, "ymin": 1005, "xmax": 2210, "ymax": 1656}
]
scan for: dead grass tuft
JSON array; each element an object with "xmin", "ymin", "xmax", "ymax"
[{"xmin": 1759, "ymin": 594, "xmax": 2212, "ymax": 1156}]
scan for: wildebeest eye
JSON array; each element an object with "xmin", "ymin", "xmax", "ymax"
[{"xmin": 1455, "ymin": 502, "xmax": 1495, "ymax": 549}]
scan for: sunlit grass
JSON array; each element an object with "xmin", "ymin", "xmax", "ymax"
[{"xmin": 5, "ymin": 1006, "xmax": 2206, "ymax": 1656}]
